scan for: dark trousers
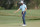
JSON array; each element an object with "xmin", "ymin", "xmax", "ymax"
[{"xmin": 22, "ymin": 11, "xmax": 26, "ymax": 24}]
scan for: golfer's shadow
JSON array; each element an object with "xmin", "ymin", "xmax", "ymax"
[
  {"xmin": 19, "ymin": 25, "xmax": 26, "ymax": 27},
  {"xmin": 13, "ymin": 25, "xmax": 26, "ymax": 27},
  {"xmin": 22, "ymin": 26, "xmax": 26, "ymax": 27}
]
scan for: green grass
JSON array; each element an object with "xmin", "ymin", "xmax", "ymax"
[
  {"xmin": 0, "ymin": 10, "xmax": 40, "ymax": 19},
  {"xmin": 0, "ymin": 10, "xmax": 40, "ymax": 27}
]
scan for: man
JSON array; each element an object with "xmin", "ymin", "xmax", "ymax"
[{"xmin": 14, "ymin": 1, "xmax": 27, "ymax": 26}]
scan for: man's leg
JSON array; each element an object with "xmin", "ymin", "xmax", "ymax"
[{"xmin": 22, "ymin": 11, "xmax": 26, "ymax": 24}]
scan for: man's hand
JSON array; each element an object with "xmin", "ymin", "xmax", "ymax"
[
  {"xmin": 14, "ymin": 9, "xmax": 20, "ymax": 13},
  {"xmin": 14, "ymin": 11, "xmax": 17, "ymax": 13},
  {"xmin": 23, "ymin": 11, "xmax": 24, "ymax": 14}
]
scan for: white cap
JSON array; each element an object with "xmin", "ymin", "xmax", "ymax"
[{"xmin": 20, "ymin": 1, "xmax": 24, "ymax": 3}]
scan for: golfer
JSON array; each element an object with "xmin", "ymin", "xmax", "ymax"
[{"xmin": 14, "ymin": 1, "xmax": 27, "ymax": 26}]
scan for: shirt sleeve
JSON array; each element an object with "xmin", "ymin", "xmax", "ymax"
[
  {"xmin": 19, "ymin": 6, "xmax": 21, "ymax": 9},
  {"xmin": 25, "ymin": 5, "xmax": 27, "ymax": 8}
]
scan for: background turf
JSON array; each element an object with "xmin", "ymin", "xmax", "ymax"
[{"xmin": 0, "ymin": 10, "xmax": 40, "ymax": 27}]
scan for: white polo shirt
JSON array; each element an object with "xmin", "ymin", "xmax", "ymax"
[{"xmin": 19, "ymin": 4, "xmax": 27, "ymax": 11}]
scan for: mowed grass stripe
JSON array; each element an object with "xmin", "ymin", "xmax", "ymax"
[{"xmin": 0, "ymin": 10, "xmax": 40, "ymax": 19}]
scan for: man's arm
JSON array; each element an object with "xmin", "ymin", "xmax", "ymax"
[
  {"xmin": 24, "ymin": 8, "xmax": 27, "ymax": 12},
  {"xmin": 14, "ymin": 9, "xmax": 20, "ymax": 13},
  {"xmin": 23, "ymin": 8, "xmax": 27, "ymax": 14},
  {"xmin": 23, "ymin": 5, "xmax": 27, "ymax": 14}
]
